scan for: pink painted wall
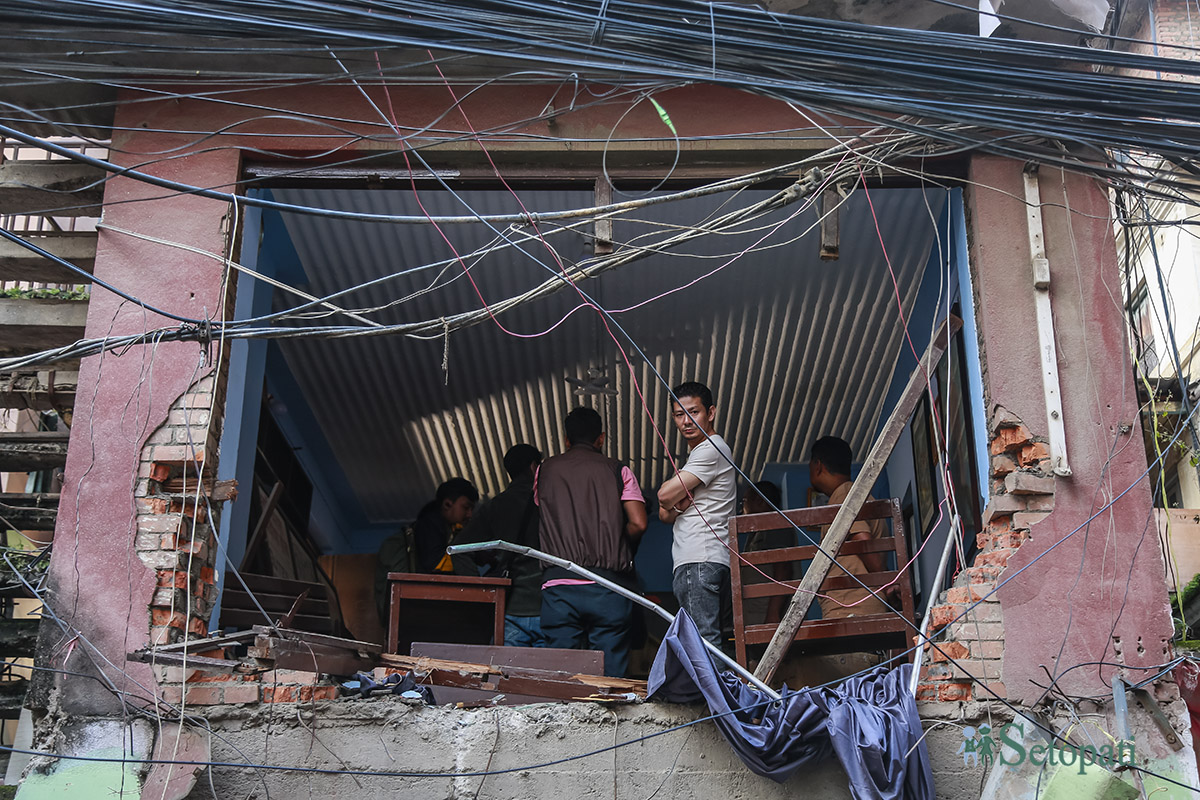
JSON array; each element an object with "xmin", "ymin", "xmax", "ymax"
[
  {"xmin": 968, "ymin": 156, "xmax": 1172, "ymax": 703},
  {"xmin": 46, "ymin": 101, "xmax": 238, "ymax": 713}
]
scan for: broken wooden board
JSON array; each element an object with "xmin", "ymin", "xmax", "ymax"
[
  {"xmin": 380, "ymin": 653, "xmax": 646, "ymax": 703},
  {"xmin": 410, "ymin": 642, "xmax": 603, "ymax": 675},
  {"xmin": 250, "ymin": 625, "xmax": 380, "ymax": 675}
]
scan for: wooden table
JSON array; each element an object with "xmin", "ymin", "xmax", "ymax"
[{"xmin": 386, "ymin": 572, "xmax": 511, "ymax": 654}]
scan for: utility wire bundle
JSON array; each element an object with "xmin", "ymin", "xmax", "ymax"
[{"xmin": 1, "ymin": 0, "xmax": 1200, "ymax": 179}]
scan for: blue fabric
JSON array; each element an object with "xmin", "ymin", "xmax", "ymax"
[
  {"xmin": 504, "ymin": 614, "xmax": 547, "ymax": 648},
  {"xmin": 671, "ymin": 562, "xmax": 731, "ymax": 648},
  {"xmin": 541, "ymin": 583, "xmax": 632, "ymax": 677},
  {"xmin": 647, "ymin": 611, "xmax": 934, "ymax": 799}
]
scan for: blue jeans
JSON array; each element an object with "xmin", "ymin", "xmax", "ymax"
[
  {"xmin": 672, "ymin": 562, "xmax": 731, "ymax": 650},
  {"xmin": 541, "ymin": 583, "xmax": 633, "ymax": 677},
  {"xmin": 504, "ymin": 615, "xmax": 547, "ymax": 648}
]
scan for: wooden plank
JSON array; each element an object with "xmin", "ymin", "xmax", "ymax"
[
  {"xmin": 0, "ymin": 430, "xmax": 69, "ymax": 472},
  {"xmin": 128, "ymin": 650, "xmax": 246, "ymax": 671},
  {"xmin": 153, "ymin": 630, "xmax": 258, "ymax": 654},
  {"xmin": 266, "ymin": 638, "xmax": 375, "ymax": 675},
  {"xmin": 380, "ymin": 653, "xmax": 646, "ymax": 699},
  {"xmin": 741, "ymin": 571, "xmax": 903, "ymax": 598},
  {"xmin": 410, "ymin": 643, "xmax": 603, "ymax": 675},
  {"xmin": 253, "ymin": 625, "xmax": 381, "ymax": 655},
  {"xmin": 754, "ymin": 314, "xmax": 961, "ymax": 684},
  {"xmin": 0, "ymin": 492, "xmax": 58, "ymax": 530},
  {"xmin": 386, "ymin": 572, "xmax": 510, "ymax": 586},
  {"xmin": 732, "ymin": 499, "xmax": 896, "ymax": 533}
]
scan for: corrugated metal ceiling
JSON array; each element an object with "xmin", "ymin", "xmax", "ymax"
[{"xmin": 271, "ymin": 184, "xmax": 944, "ymax": 523}]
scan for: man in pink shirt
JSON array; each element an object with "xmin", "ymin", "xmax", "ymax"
[{"xmin": 535, "ymin": 407, "xmax": 647, "ymax": 677}]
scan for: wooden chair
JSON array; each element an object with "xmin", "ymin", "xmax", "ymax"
[{"xmin": 729, "ymin": 498, "xmax": 916, "ymax": 668}]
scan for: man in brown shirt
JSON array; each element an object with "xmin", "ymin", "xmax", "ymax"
[{"xmin": 808, "ymin": 436, "xmax": 888, "ymax": 620}]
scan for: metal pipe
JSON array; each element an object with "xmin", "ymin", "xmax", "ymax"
[
  {"xmin": 447, "ymin": 540, "xmax": 782, "ymax": 699},
  {"xmin": 908, "ymin": 514, "xmax": 960, "ymax": 696}
]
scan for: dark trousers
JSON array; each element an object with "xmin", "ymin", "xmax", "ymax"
[
  {"xmin": 541, "ymin": 583, "xmax": 633, "ymax": 678},
  {"xmin": 672, "ymin": 562, "xmax": 732, "ymax": 650}
]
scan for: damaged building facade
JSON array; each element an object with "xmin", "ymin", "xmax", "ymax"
[{"xmin": 0, "ymin": 0, "xmax": 1198, "ymax": 798}]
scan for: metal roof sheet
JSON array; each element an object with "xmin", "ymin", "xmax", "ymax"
[{"xmin": 272, "ymin": 184, "xmax": 943, "ymax": 523}]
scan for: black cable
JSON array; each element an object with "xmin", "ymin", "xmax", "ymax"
[{"xmin": 0, "ymin": 227, "xmax": 207, "ymax": 324}]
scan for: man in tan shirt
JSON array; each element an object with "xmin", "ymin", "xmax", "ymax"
[{"xmin": 808, "ymin": 436, "xmax": 889, "ymax": 620}]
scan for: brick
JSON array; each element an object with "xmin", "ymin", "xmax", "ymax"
[
  {"xmin": 948, "ymin": 659, "xmax": 992, "ymax": 681},
  {"xmin": 135, "ymin": 533, "xmax": 162, "ymax": 551},
  {"xmin": 136, "ymin": 498, "xmax": 170, "ymax": 516},
  {"xmin": 960, "ymin": 599, "xmax": 1002, "ymax": 623},
  {"xmin": 930, "ymin": 641, "xmax": 970, "ymax": 663},
  {"xmin": 990, "ymin": 453, "xmax": 1018, "ymax": 478},
  {"xmin": 263, "ymin": 686, "xmax": 298, "ymax": 703},
  {"xmin": 152, "ymin": 445, "xmax": 200, "ymax": 463},
  {"xmin": 149, "ymin": 463, "xmax": 172, "ymax": 483},
  {"xmin": 963, "ymin": 565, "xmax": 1004, "ymax": 585},
  {"xmin": 978, "ymin": 640, "xmax": 1005, "ymax": 660},
  {"xmin": 1019, "ymin": 442, "xmax": 1050, "ymax": 467},
  {"xmin": 157, "ymin": 570, "xmax": 191, "ymax": 589},
  {"xmin": 975, "ymin": 549, "xmax": 1013, "ymax": 569},
  {"xmin": 264, "ymin": 669, "xmax": 320, "ymax": 685},
  {"xmin": 222, "ymin": 685, "xmax": 261, "ymax": 705},
  {"xmin": 945, "ymin": 587, "xmax": 971, "ymax": 605},
  {"xmin": 948, "ymin": 621, "xmax": 1003, "ymax": 642},
  {"xmin": 990, "ymin": 424, "xmax": 1032, "ymax": 455},
  {"xmin": 151, "ymin": 609, "xmax": 187, "ymax": 628},
  {"xmin": 151, "ymin": 587, "xmax": 186, "ymax": 608},
  {"xmin": 914, "ymin": 684, "xmax": 939, "ymax": 702},
  {"xmin": 1004, "ymin": 471, "xmax": 1055, "ymax": 495},
  {"xmin": 938, "ymin": 682, "xmax": 973, "ymax": 703},
  {"xmin": 168, "ymin": 409, "xmax": 210, "ymax": 428},
  {"xmin": 982, "ymin": 494, "xmax": 1025, "ymax": 524},
  {"xmin": 160, "ymin": 685, "xmax": 183, "ymax": 704},
  {"xmin": 140, "ymin": 514, "xmax": 182, "ymax": 534},
  {"xmin": 183, "ymin": 686, "xmax": 222, "ymax": 705},
  {"xmin": 992, "ymin": 532, "xmax": 1028, "ymax": 550},
  {"xmin": 921, "ymin": 663, "xmax": 953, "ymax": 682},
  {"xmin": 146, "ymin": 427, "xmax": 175, "ymax": 446},
  {"xmin": 990, "ymin": 405, "xmax": 1024, "ymax": 430},
  {"xmin": 200, "ymin": 566, "xmax": 215, "ymax": 584},
  {"xmin": 1013, "ymin": 511, "xmax": 1050, "ymax": 529},
  {"xmin": 188, "ymin": 616, "xmax": 207, "ymax": 637},
  {"xmin": 928, "ymin": 604, "xmax": 963, "ymax": 629},
  {"xmin": 150, "ymin": 626, "xmax": 180, "ymax": 646},
  {"xmin": 312, "ymin": 686, "xmax": 338, "ymax": 701}
]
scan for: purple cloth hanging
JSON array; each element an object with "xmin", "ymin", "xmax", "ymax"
[{"xmin": 647, "ymin": 611, "xmax": 934, "ymax": 800}]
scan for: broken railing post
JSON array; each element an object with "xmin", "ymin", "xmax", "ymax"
[
  {"xmin": 753, "ymin": 314, "xmax": 962, "ymax": 686},
  {"xmin": 448, "ymin": 540, "xmax": 781, "ymax": 700}
]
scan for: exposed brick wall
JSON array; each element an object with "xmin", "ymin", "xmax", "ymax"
[
  {"xmin": 134, "ymin": 371, "xmax": 226, "ymax": 647},
  {"xmin": 159, "ymin": 667, "xmax": 339, "ymax": 706},
  {"xmin": 915, "ymin": 405, "xmax": 1054, "ymax": 706}
]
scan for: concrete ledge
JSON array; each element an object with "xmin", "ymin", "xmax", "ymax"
[
  {"xmin": 0, "ymin": 297, "xmax": 87, "ymax": 356},
  {"xmin": 0, "ymin": 161, "xmax": 104, "ymax": 216},
  {"xmin": 0, "ymin": 232, "xmax": 95, "ymax": 283}
]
